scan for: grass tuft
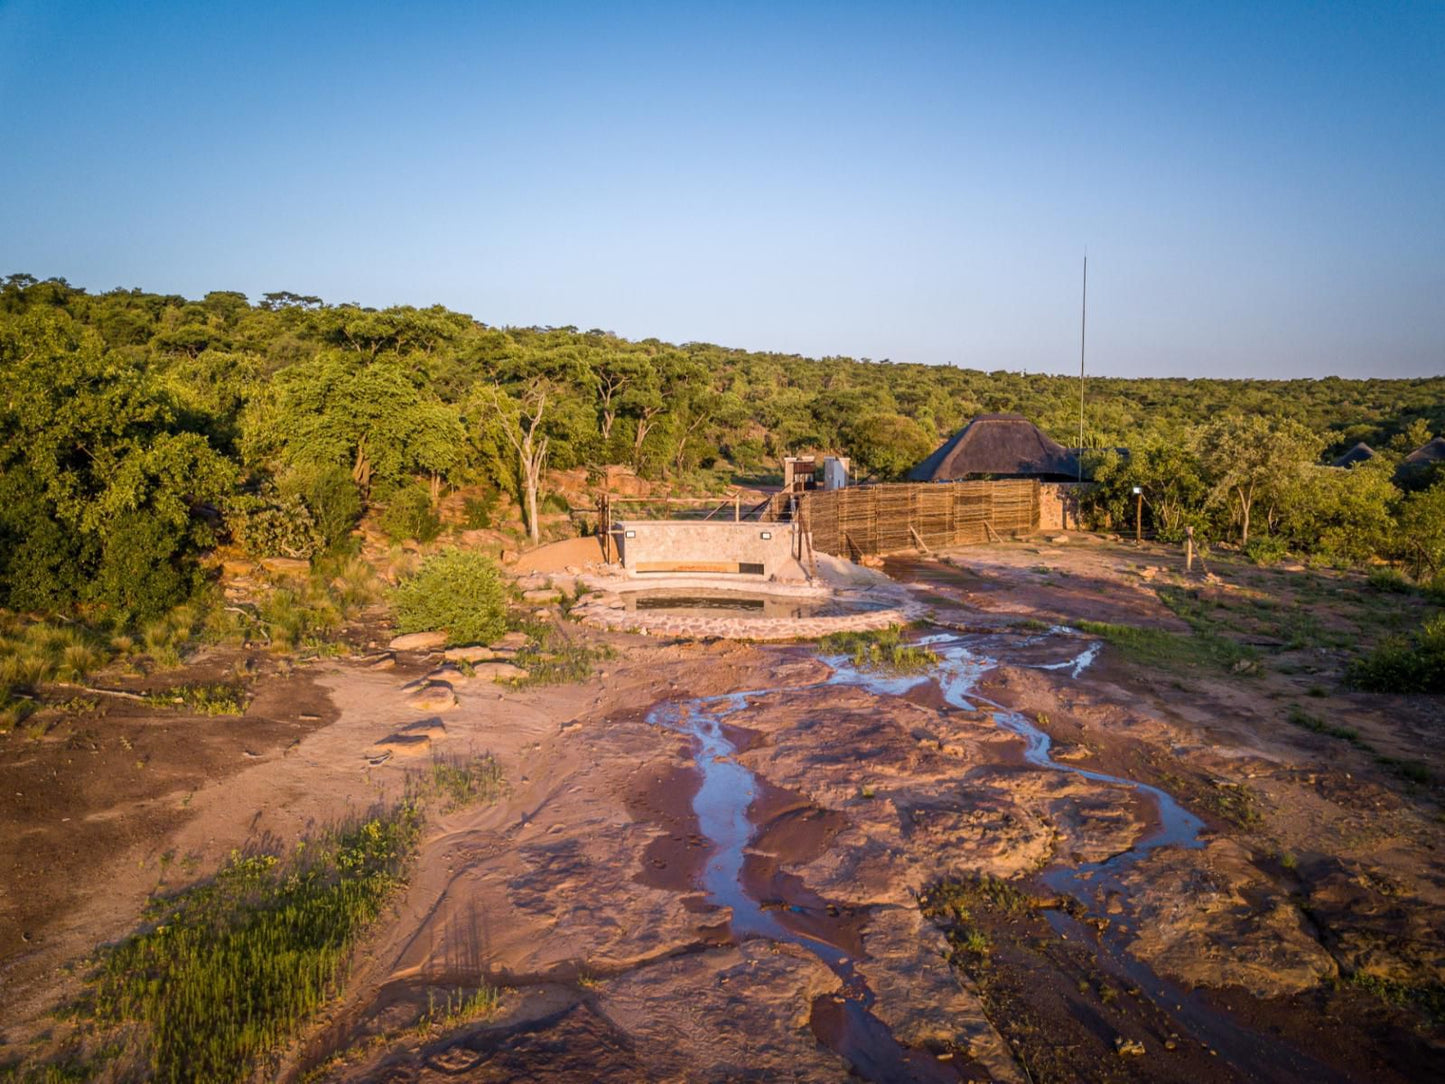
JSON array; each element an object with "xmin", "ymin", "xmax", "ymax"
[
  {"xmin": 415, "ymin": 754, "xmax": 504, "ymax": 812},
  {"xmin": 142, "ymin": 682, "xmax": 249, "ymax": 716},
  {"xmin": 820, "ymin": 626, "xmax": 939, "ymax": 673}
]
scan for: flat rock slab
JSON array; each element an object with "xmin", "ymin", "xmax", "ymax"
[
  {"xmin": 405, "ymin": 680, "xmax": 458, "ymax": 711},
  {"xmin": 260, "ymin": 557, "xmax": 311, "ymax": 576},
  {"xmin": 597, "ymin": 943, "xmax": 846, "ymax": 1081},
  {"xmin": 444, "ymin": 645, "xmax": 497, "ymax": 663},
  {"xmin": 390, "ymin": 631, "xmax": 448, "ymax": 651},
  {"xmin": 364, "ymin": 731, "xmax": 437, "ymax": 759},
  {"xmin": 491, "ymin": 631, "xmax": 531, "ymax": 650},
  {"xmin": 471, "ymin": 662, "xmax": 530, "ymax": 683}
]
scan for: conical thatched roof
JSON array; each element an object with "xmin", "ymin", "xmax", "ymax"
[
  {"xmin": 1404, "ymin": 437, "xmax": 1445, "ymax": 465},
  {"xmin": 1332, "ymin": 442, "xmax": 1376, "ymax": 468},
  {"xmin": 908, "ymin": 414, "xmax": 1080, "ymax": 482}
]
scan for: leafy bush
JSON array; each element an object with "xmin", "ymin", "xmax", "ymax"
[
  {"xmin": 94, "ymin": 512, "xmax": 208, "ymax": 622},
  {"xmin": 1347, "ymin": 615, "xmax": 1445, "ymax": 693},
  {"xmin": 539, "ymin": 491, "xmax": 572, "ymax": 515},
  {"xmin": 392, "ymin": 549, "xmax": 508, "ymax": 646},
  {"xmin": 1367, "ymin": 568, "xmax": 1415, "ymax": 594},
  {"xmin": 378, "ymin": 485, "xmax": 441, "ymax": 544},
  {"xmin": 225, "ymin": 492, "xmax": 322, "ymax": 560},
  {"xmin": 462, "ymin": 490, "xmax": 501, "ymax": 530},
  {"xmin": 295, "ymin": 465, "xmax": 362, "ymax": 548},
  {"xmin": 1244, "ymin": 534, "xmax": 1289, "ymax": 566}
]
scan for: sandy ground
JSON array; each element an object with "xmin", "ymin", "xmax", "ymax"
[{"xmin": 2, "ymin": 535, "xmax": 1443, "ymax": 1082}]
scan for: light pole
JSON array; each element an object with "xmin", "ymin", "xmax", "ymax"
[{"xmin": 1132, "ymin": 486, "xmax": 1143, "ymax": 545}]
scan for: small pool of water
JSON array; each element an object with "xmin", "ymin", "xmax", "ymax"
[{"xmin": 626, "ymin": 589, "xmax": 889, "ymax": 620}]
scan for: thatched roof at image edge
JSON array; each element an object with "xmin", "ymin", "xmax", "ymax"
[
  {"xmin": 1404, "ymin": 437, "xmax": 1445, "ymax": 466},
  {"xmin": 908, "ymin": 413, "xmax": 1081, "ymax": 482}
]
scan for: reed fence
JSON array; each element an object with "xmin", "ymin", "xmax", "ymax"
[{"xmin": 765, "ymin": 479, "xmax": 1039, "ymax": 559}]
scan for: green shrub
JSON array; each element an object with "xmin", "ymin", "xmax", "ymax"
[
  {"xmin": 1366, "ymin": 567, "xmax": 1415, "ymax": 594},
  {"xmin": 462, "ymin": 490, "xmax": 501, "ymax": 530},
  {"xmin": 1347, "ymin": 615, "xmax": 1445, "ymax": 693},
  {"xmin": 293, "ymin": 466, "xmax": 362, "ymax": 548},
  {"xmin": 1244, "ymin": 534, "xmax": 1289, "ymax": 566},
  {"xmin": 539, "ymin": 491, "xmax": 571, "ymax": 515},
  {"xmin": 94, "ymin": 512, "xmax": 206, "ymax": 623},
  {"xmin": 392, "ymin": 549, "xmax": 508, "ymax": 646},
  {"xmin": 225, "ymin": 493, "xmax": 322, "ymax": 561},
  {"xmin": 378, "ymin": 486, "xmax": 441, "ymax": 544}
]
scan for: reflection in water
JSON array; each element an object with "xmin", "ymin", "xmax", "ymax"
[
  {"xmin": 648, "ymin": 691, "xmax": 957, "ymax": 1083},
  {"xmin": 626, "ymin": 588, "xmax": 892, "ymax": 621},
  {"xmin": 648, "ymin": 627, "xmax": 1342, "ymax": 1083}
]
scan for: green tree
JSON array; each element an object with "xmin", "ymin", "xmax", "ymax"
[
  {"xmin": 0, "ymin": 310, "xmax": 234, "ymax": 618},
  {"xmin": 244, "ymin": 351, "xmax": 462, "ymax": 496},
  {"xmin": 1197, "ymin": 415, "xmax": 1323, "ymax": 546},
  {"xmin": 845, "ymin": 412, "xmax": 936, "ymax": 480}
]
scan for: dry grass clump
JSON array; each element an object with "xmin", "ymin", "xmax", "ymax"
[{"xmin": 0, "ymin": 618, "xmax": 110, "ymax": 731}]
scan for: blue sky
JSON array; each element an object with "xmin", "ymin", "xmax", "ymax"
[{"xmin": 1, "ymin": 0, "xmax": 1441, "ymax": 378}]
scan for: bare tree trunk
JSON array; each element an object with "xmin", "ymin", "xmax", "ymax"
[
  {"xmin": 352, "ymin": 436, "xmax": 371, "ymax": 492},
  {"xmin": 489, "ymin": 383, "xmax": 551, "ymax": 544},
  {"xmin": 632, "ymin": 409, "xmax": 661, "ymax": 471}
]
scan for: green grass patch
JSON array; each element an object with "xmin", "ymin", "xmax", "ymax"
[
  {"xmin": 1201, "ymin": 779, "xmax": 1264, "ymax": 830},
  {"xmin": 416, "ymin": 754, "xmax": 505, "ymax": 811},
  {"xmin": 1375, "ymin": 756, "xmax": 1432, "ymax": 786},
  {"xmin": 1347, "ymin": 615, "xmax": 1445, "ymax": 694},
  {"xmin": 510, "ymin": 619, "xmax": 612, "ymax": 686},
  {"xmin": 1367, "ymin": 568, "xmax": 1417, "ymax": 594},
  {"xmin": 142, "ymin": 682, "xmax": 249, "ymax": 716},
  {"xmin": 414, "ymin": 984, "xmax": 502, "ymax": 1036},
  {"xmin": 920, "ymin": 876, "xmax": 1034, "ymax": 964},
  {"xmin": 920, "ymin": 875, "xmax": 1035, "ymax": 922},
  {"xmin": 1347, "ymin": 972, "xmax": 1445, "ymax": 1026},
  {"xmin": 819, "ymin": 626, "xmax": 939, "ymax": 673},
  {"xmin": 1075, "ymin": 619, "xmax": 1254, "ymax": 674},
  {"xmin": 74, "ymin": 805, "xmax": 423, "ymax": 1083}
]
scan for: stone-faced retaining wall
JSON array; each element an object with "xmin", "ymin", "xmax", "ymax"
[{"xmin": 612, "ymin": 520, "xmax": 805, "ymax": 580}]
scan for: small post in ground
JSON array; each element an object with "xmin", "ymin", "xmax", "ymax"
[{"xmin": 1185, "ymin": 525, "xmax": 1195, "ymax": 573}]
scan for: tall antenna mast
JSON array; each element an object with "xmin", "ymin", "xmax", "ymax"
[{"xmin": 1077, "ymin": 253, "xmax": 1087, "ymax": 482}]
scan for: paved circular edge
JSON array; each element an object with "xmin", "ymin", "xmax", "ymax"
[{"xmin": 573, "ymin": 596, "xmax": 925, "ymax": 641}]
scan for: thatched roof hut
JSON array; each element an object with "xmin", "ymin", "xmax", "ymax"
[
  {"xmin": 1404, "ymin": 437, "xmax": 1445, "ymax": 467},
  {"xmin": 908, "ymin": 413, "xmax": 1081, "ymax": 482},
  {"xmin": 1332, "ymin": 442, "xmax": 1376, "ymax": 468}
]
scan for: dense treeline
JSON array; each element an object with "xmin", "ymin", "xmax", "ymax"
[{"xmin": 2, "ymin": 273, "xmax": 1443, "ymax": 622}]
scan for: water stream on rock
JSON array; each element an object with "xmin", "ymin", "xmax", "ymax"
[{"xmin": 650, "ymin": 627, "xmax": 1349, "ymax": 1083}]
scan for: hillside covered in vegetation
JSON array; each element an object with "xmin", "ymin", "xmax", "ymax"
[{"xmin": 2, "ymin": 273, "xmax": 1443, "ymax": 624}]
